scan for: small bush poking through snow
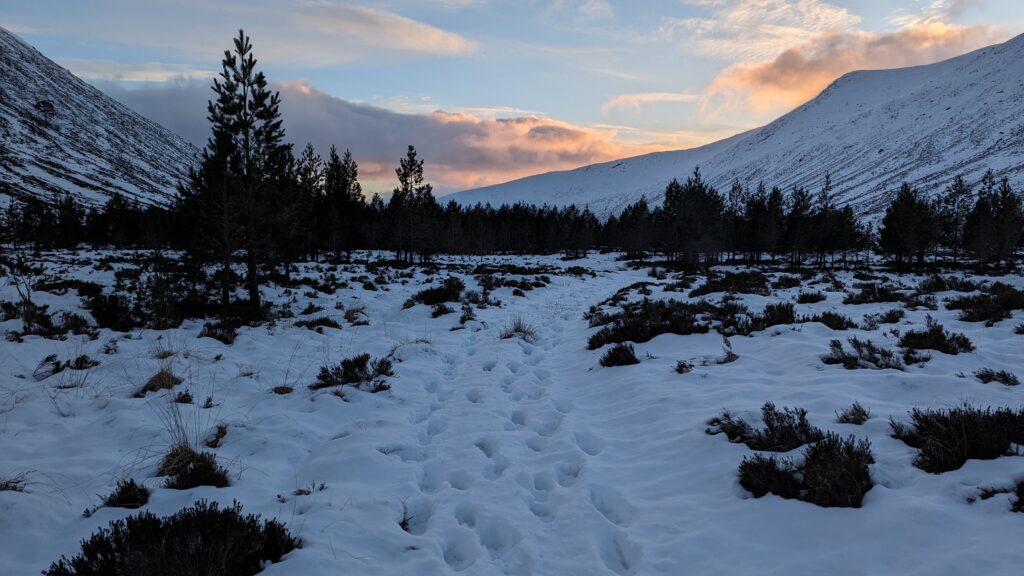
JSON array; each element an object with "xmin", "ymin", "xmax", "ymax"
[
  {"xmin": 801, "ymin": 434, "xmax": 874, "ymax": 508},
  {"xmin": 405, "ymin": 277, "xmax": 465, "ymax": 308},
  {"xmin": 1014, "ymin": 482, "xmax": 1024, "ymax": 513},
  {"xmin": 102, "ymin": 479, "xmax": 150, "ymax": 509},
  {"xmin": 836, "ymin": 402, "xmax": 870, "ymax": 425},
  {"xmin": 890, "ymin": 405, "xmax": 1024, "ymax": 473},
  {"xmin": 675, "ymin": 360, "xmax": 694, "ymax": 374},
  {"xmin": 690, "ymin": 271, "xmax": 769, "ymax": 298},
  {"xmin": 862, "ymin": 308, "xmax": 904, "ymax": 330},
  {"xmin": 796, "ymin": 291, "xmax": 826, "ymax": 304},
  {"xmin": 760, "ymin": 302, "xmax": 795, "ymax": 327},
  {"xmin": 431, "ymin": 303, "xmax": 454, "ymax": 318},
  {"xmin": 739, "ymin": 434, "xmax": 874, "ymax": 508},
  {"xmin": 739, "ymin": 454, "xmax": 801, "ymax": 500},
  {"xmin": 600, "ymin": 343, "xmax": 640, "ymax": 367},
  {"xmin": 162, "ymin": 450, "xmax": 230, "ymax": 490},
  {"xmin": 823, "ymin": 337, "xmax": 905, "ymax": 370},
  {"xmin": 199, "ymin": 319, "xmax": 238, "ymax": 345},
  {"xmin": 803, "ymin": 311, "xmax": 857, "ymax": 331},
  {"xmin": 897, "ymin": 316, "xmax": 973, "ymax": 355},
  {"xmin": 134, "ymin": 367, "xmax": 183, "ymax": 398},
  {"xmin": 44, "ymin": 500, "xmax": 298, "ymax": 576},
  {"xmin": 0, "ymin": 472, "xmax": 29, "ymax": 492},
  {"xmin": 974, "ymin": 368, "xmax": 1020, "ymax": 386},
  {"xmin": 587, "ymin": 298, "xmax": 710, "ymax": 349},
  {"xmin": 707, "ymin": 402, "xmax": 824, "ymax": 452},
  {"xmin": 344, "ymin": 305, "xmax": 369, "ymax": 326},
  {"xmin": 293, "ymin": 316, "xmax": 341, "ymax": 333},
  {"xmin": 311, "ymin": 353, "xmax": 394, "ymax": 393},
  {"xmin": 500, "ymin": 316, "xmax": 538, "ymax": 342}
]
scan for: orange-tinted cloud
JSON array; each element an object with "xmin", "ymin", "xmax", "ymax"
[
  {"xmin": 99, "ymin": 78, "xmax": 664, "ymax": 193},
  {"xmin": 703, "ymin": 22, "xmax": 1008, "ymax": 118}
]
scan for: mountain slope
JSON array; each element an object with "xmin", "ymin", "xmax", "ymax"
[
  {"xmin": 0, "ymin": 26, "xmax": 197, "ymax": 206},
  {"xmin": 451, "ymin": 34, "xmax": 1024, "ymax": 217}
]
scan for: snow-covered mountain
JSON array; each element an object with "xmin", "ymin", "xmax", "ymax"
[
  {"xmin": 451, "ymin": 34, "xmax": 1024, "ymax": 217},
  {"xmin": 0, "ymin": 26, "xmax": 197, "ymax": 206}
]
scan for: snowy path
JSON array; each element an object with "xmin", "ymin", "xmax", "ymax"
[{"xmin": 4, "ymin": 252, "xmax": 1024, "ymax": 575}]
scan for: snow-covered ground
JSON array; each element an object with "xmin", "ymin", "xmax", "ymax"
[{"xmin": 2, "ymin": 251, "xmax": 1023, "ymax": 575}]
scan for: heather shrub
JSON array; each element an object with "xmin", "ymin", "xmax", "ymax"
[
  {"xmin": 890, "ymin": 405, "xmax": 1024, "ymax": 473},
  {"xmin": 690, "ymin": 271, "xmax": 769, "ymax": 297},
  {"xmin": 796, "ymin": 291, "xmax": 826, "ymax": 304},
  {"xmin": 897, "ymin": 316, "xmax": 973, "ymax": 355},
  {"xmin": 405, "ymin": 277, "xmax": 465, "ymax": 307},
  {"xmin": 836, "ymin": 402, "xmax": 870, "ymax": 425},
  {"xmin": 600, "ymin": 343, "xmax": 640, "ymax": 367},
  {"xmin": 311, "ymin": 353, "xmax": 393, "ymax": 392},
  {"xmin": 707, "ymin": 402, "xmax": 824, "ymax": 452},
  {"xmin": 760, "ymin": 302, "xmax": 796, "ymax": 328},
  {"xmin": 102, "ymin": 479, "xmax": 150, "ymax": 509},
  {"xmin": 974, "ymin": 368, "xmax": 1020, "ymax": 386},
  {"xmin": 45, "ymin": 500, "xmax": 297, "ymax": 576},
  {"xmin": 803, "ymin": 311, "xmax": 856, "ymax": 330},
  {"xmin": 587, "ymin": 298, "xmax": 710, "ymax": 349},
  {"xmin": 823, "ymin": 337, "xmax": 904, "ymax": 370}
]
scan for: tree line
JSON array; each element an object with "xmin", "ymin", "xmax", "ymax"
[{"xmin": 2, "ymin": 30, "xmax": 1022, "ymax": 308}]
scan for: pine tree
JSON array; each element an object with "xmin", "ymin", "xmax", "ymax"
[
  {"xmin": 939, "ymin": 175, "xmax": 972, "ymax": 263},
  {"xmin": 388, "ymin": 146, "xmax": 435, "ymax": 262},
  {"xmin": 878, "ymin": 183, "xmax": 939, "ymax": 267}
]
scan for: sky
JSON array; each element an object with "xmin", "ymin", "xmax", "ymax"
[{"xmin": 3, "ymin": 0, "xmax": 1023, "ymax": 195}]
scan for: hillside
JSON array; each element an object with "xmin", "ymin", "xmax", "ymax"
[
  {"xmin": 451, "ymin": 34, "xmax": 1024, "ymax": 217},
  {"xmin": 0, "ymin": 27, "xmax": 197, "ymax": 206}
]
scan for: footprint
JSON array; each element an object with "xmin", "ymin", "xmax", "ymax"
[
  {"xmin": 485, "ymin": 454, "xmax": 511, "ymax": 480},
  {"xmin": 555, "ymin": 461, "xmax": 584, "ymax": 487},
  {"xmin": 589, "ymin": 484, "xmax": 636, "ymax": 527},
  {"xmin": 510, "ymin": 410, "xmax": 527, "ymax": 427},
  {"xmin": 448, "ymin": 469, "xmax": 474, "ymax": 490},
  {"xmin": 525, "ymin": 436, "xmax": 548, "ymax": 452},
  {"xmin": 573, "ymin": 429, "xmax": 605, "ymax": 456},
  {"xmin": 529, "ymin": 412, "xmax": 563, "ymax": 437},
  {"xmin": 466, "ymin": 389, "xmax": 484, "ymax": 404},
  {"xmin": 475, "ymin": 437, "xmax": 500, "ymax": 459},
  {"xmin": 442, "ymin": 529, "xmax": 481, "ymax": 572},
  {"xmin": 527, "ymin": 497, "xmax": 558, "ymax": 523},
  {"xmin": 483, "ymin": 360, "xmax": 497, "ymax": 372},
  {"xmin": 418, "ymin": 463, "xmax": 446, "ymax": 494},
  {"xmin": 597, "ymin": 528, "xmax": 643, "ymax": 575},
  {"xmin": 427, "ymin": 419, "xmax": 448, "ymax": 437}
]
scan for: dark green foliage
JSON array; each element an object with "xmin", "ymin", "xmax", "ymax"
[
  {"xmin": 916, "ymin": 275, "xmax": 978, "ymax": 294},
  {"xmin": 836, "ymin": 402, "xmax": 870, "ymax": 425},
  {"xmin": 44, "ymin": 500, "xmax": 297, "ymax": 576},
  {"xmin": 803, "ymin": 311, "xmax": 856, "ymax": 330},
  {"xmin": 760, "ymin": 302, "xmax": 795, "ymax": 327},
  {"xmin": 843, "ymin": 283, "xmax": 903, "ymax": 305},
  {"xmin": 707, "ymin": 402, "xmax": 824, "ymax": 452},
  {"xmin": 738, "ymin": 434, "xmax": 874, "ymax": 508},
  {"xmin": 199, "ymin": 319, "xmax": 238, "ymax": 344},
  {"xmin": 311, "ymin": 353, "xmax": 393, "ymax": 392},
  {"xmin": 738, "ymin": 454, "xmax": 800, "ymax": 499},
  {"xmin": 102, "ymin": 480, "xmax": 150, "ymax": 509},
  {"xmin": 946, "ymin": 283, "xmax": 1024, "ymax": 325},
  {"xmin": 891, "ymin": 405, "xmax": 1024, "ymax": 473},
  {"xmin": 690, "ymin": 271, "xmax": 769, "ymax": 297},
  {"xmin": 431, "ymin": 303, "xmax": 454, "ymax": 318},
  {"xmin": 599, "ymin": 343, "xmax": 640, "ymax": 367},
  {"xmin": 405, "ymin": 277, "xmax": 465, "ymax": 307},
  {"xmin": 587, "ymin": 298, "xmax": 711, "ymax": 349},
  {"xmin": 974, "ymin": 368, "xmax": 1019, "ymax": 386},
  {"xmin": 823, "ymin": 337, "xmax": 904, "ymax": 370},
  {"xmin": 801, "ymin": 434, "xmax": 874, "ymax": 508},
  {"xmin": 877, "ymin": 182, "xmax": 940, "ymax": 267},
  {"xmin": 84, "ymin": 293, "xmax": 143, "ymax": 332},
  {"xmin": 293, "ymin": 316, "xmax": 341, "ymax": 333},
  {"xmin": 163, "ymin": 450, "xmax": 230, "ymax": 489},
  {"xmin": 796, "ymin": 291, "xmax": 826, "ymax": 304},
  {"xmin": 772, "ymin": 275, "xmax": 802, "ymax": 289},
  {"xmin": 897, "ymin": 316, "xmax": 973, "ymax": 355}
]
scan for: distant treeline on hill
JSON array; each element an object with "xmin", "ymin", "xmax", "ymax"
[{"xmin": 2, "ymin": 30, "xmax": 1022, "ymax": 301}]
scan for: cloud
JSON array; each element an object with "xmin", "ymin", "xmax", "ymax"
[
  {"xmin": 58, "ymin": 59, "xmax": 215, "ymax": 82},
  {"xmin": 601, "ymin": 92, "xmax": 700, "ymax": 113},
  {"xmin": 547, "ymin": 0, "xmax": 613, "ymax": 22},
  {"xmin": 663, "ymin": 0, "xmax": 862, "ymax": 61},
  {"xmin": 11, "ymin": 1, "xmax": 475, "ymax": 67},
  {"xmin": 702, "ymin": 22, "xmax": 1008, "ymax": 117},
  {"xmin": 97, "ymin": 78, "xmax": 660, "ymax": 194}
]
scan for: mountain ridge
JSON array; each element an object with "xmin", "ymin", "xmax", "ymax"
[
  {"xmin": 450, "ymin": 34, "xmax": 1024, "ymax": 217},
  {"xmin": 0, "ymin": 26, "xmax": 198, "ymax": 207}
]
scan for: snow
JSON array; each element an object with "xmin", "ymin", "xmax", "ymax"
[
  {"xmin": 450, "ymin": 34, "xmax": 1024, "ymax": 218},
  {"xmin": 2, "ymin": 251, "xmax": 1024, "ymax": 575},
  {"xmin": 0, "ymin": 26, "xmax": 196, "ymax": 207}
]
